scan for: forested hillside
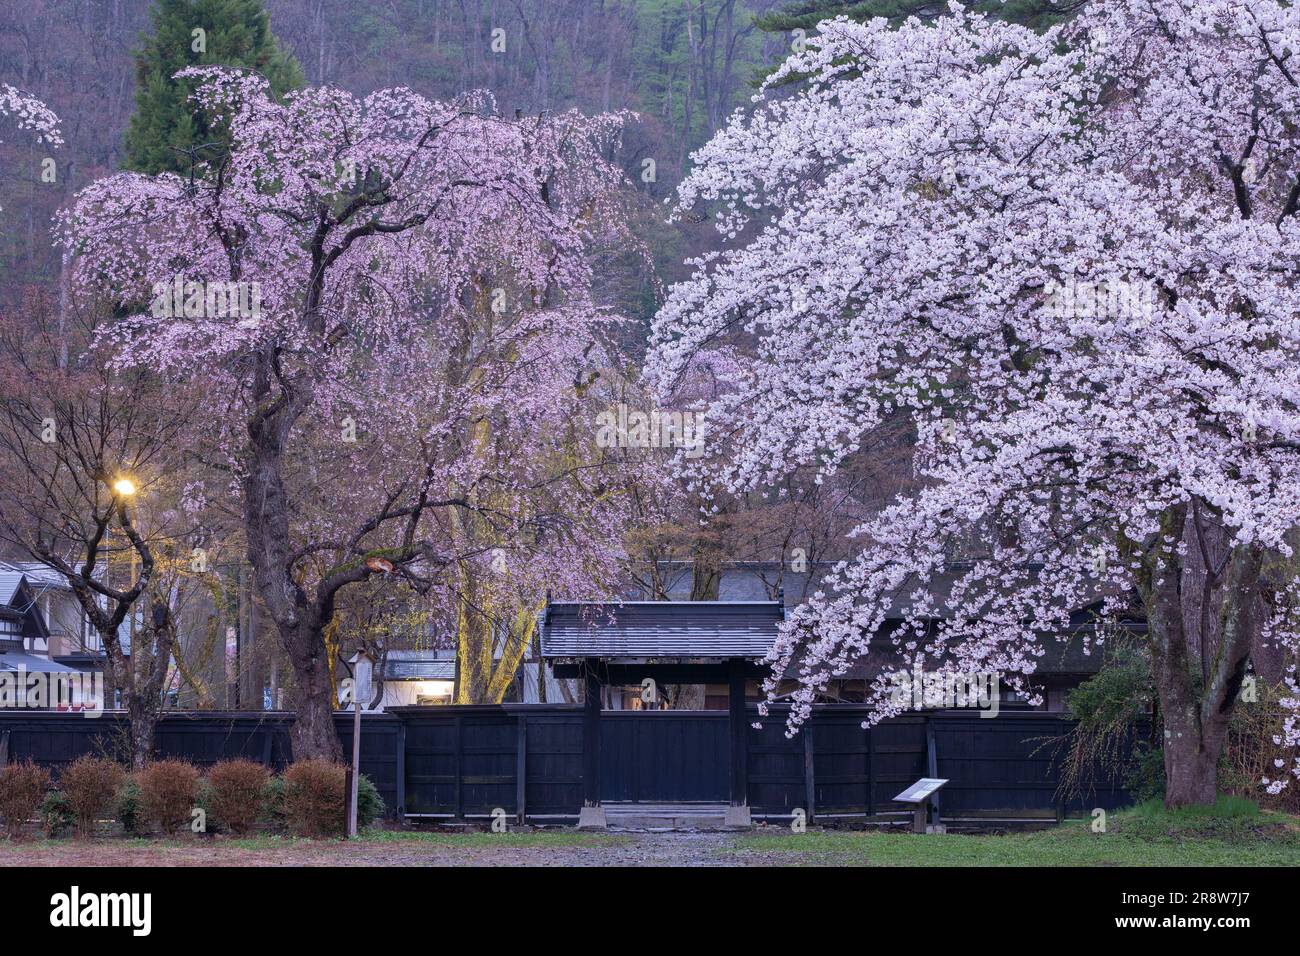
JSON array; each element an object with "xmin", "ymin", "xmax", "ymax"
[{"xmin": 0, "ymin": 0, "xmax": 796, "ymax": 328}]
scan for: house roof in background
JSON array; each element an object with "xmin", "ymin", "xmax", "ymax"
[
  {"xmin": 0, "ymin": 571, "xmax": 28, "ymax": 607},
  {"xmin": 541, "ymin": 601, "xmax": 785, "ymax": 660},
  {"xmin": 0, "ymin": 651, "xmax": 82, "ymax": 673},
  {"xmin": 0, "ymin": 562, "xmax": 77, "ymax": 592},
  {"xmin": 381, "ymin": 659, "xmax": 455, "ymax": 680}
]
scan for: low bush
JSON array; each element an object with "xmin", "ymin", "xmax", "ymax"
[
  {"xmin": 194, "ymin": 779, "xmax": 223, "ymax": 834},
  {"xmin": 261, "ymin": 775, "xmax": 286, "ymax": 826},
  {"xmin": 357, "ymin": 774, "xmax": 386, "ymax": 829},
  {"xmin": 40, "ymin": 791, "xmax": 74, "ymax": 838},
  {"xmin": 206, "ymin": 759, "xmax": 269, "ymax": 835},
  {"xmin": 61, "ymin": 756, "xmax": 125, "ymax": 837},
  {"xmin": 0, "ymin": 761, "xmax": 50, "ymax": 839},
  {"xmin": 138, "ymin": 760, "xmax": 200, "ymax": 835},
  {"xmin": 116, "ymin": 778, "xmax": 143, "ymax": 835},
  {"xmin": 282, "ymin": 759, "xmax": 346, "ymax": 837}
]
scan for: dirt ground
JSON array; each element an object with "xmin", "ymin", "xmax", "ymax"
[{"xmin": 0, "ymin": 829, "xmax": 798, "ymax": 867}]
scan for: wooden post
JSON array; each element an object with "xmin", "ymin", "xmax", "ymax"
[
  {"xmin": 347, "ymin": 683, "xmax": 362, "ymax": 837},
  {"xmin": 728, "ymin": 659, "xmax": 748, "ymax": 807},
  {"xmin": 0, "ymin": 730, "xmax": 9, "ymax": 766},
  {"xmin": 516, "ymin": 714, "xmax": 528, "ymax": 825},
  {"xmin": 866, "ymin": 724, "xmax": 875, "ymax": 816},
  {"xmin": 803, "ymin": 723, "xmax": 816, "ymax": 824},
  {"xmin": 395, "ymin": 718, "xmax": 407, "ymax": 821},
  {"xmin": 453, "ymin": 714, "xmax": 464, "ymax": 819},
  {"xmin": 925, "ymin": 715, "xmax": 940, "ymax": 819},
  {"xmin": 583, "ymin": 668, "xmax": 601, "ymax": 807}
]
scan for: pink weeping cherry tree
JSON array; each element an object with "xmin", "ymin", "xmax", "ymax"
[
  {"xmin": 647, "ymin": 1, "xmax": 1300, "ymax": 806},
  {"xmin": 61, "ymin": 68, "xmax": 638, "ymax": 758}
]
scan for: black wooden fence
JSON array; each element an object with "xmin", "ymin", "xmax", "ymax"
[
  {"xmin": 0, "ymin": 711, "xmax": 402, "ymax": 815},
  {"xmin": 0, "ymin": 705, "xmax": 1133, "ymax": 823}
]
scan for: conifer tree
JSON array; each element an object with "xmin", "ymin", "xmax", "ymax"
[{"xmin": 124, "ymin": 0, "xmax": 302, "ymax": 176}]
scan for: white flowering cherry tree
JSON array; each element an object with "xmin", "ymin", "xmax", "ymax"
[
  {"xmin": 0, "ymin": 84, "xmax": 60, "ymax": 145},
  {"xmin": 647, "ymin": 1, "xmax": 1300, "ymax": 806}
]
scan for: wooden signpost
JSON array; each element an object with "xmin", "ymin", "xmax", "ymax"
[{"xmin": 894, "ymin": 777, "xmax": 948, "ymax": 834}]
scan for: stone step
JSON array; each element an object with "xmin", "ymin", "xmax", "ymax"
[{"xmin": 599, "ymin": 802, "xmax": 749, "ymax": 830}]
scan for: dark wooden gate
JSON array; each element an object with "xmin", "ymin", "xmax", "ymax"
[{"xmin": 599, "ymin": 711, "xmax": 729, "ymax": 802}]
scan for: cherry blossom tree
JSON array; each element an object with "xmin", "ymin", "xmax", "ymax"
[
  {"xmin": 61, "ymin": 68, "xmax": 638, "ymax": 758},
  {"xmin": 647, "ymin": 1, "xmax": 1300, "ymax": 806},
  {"xmin": 0, "ymin": 84, "xmax": 60, "ymax": 217},
  {"xmin": 0, "ymin": 83, "xmax": 60, "ymax": 147}
]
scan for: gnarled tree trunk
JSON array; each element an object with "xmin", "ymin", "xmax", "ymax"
[{"xmin": 1143, "ymin": 504, "xmax": 1260, "ymax": 808}]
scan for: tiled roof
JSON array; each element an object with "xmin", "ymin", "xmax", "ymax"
[
  {"xmin": 541, "ymin": 601, "xmax": 784, "ymax": 659},
  {"xmin": 0, "ymin": 571, "xmax": 25, "ymax": 607}
]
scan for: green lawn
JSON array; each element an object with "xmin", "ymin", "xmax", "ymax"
[
  {"xmin": 730, "ymin": 798, "xmax": 1300, "ymax": 866},
  {"xmin": 3, "ymin": 797, "xmax": 1293, "ymax": 866}
]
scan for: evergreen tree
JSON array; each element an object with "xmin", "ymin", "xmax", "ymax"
[{"xmin": 124, "ymin": 0, "xmax": 303, "ymax": 176}]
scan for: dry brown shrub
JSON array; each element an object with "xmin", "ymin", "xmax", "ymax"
[
  {"xmin": 138, "ymin": 759, "xmax": 200, "ymax": 835},
  {"xmin": 61, "ymin": 756, "xmax": 125, "ymax": 837},
  {"xmin": 0, "ymin": 761, "xmax": 50, "ymax": 839},
  {"xmin": 206, "ymin": 759, "xmax": 270, "ymax": 835},
  {"xmin": 282, "ymin": 759, "xmax": 346, "ymax": 837}
]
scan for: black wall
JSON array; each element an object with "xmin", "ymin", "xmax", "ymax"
[
  {"xmin": 0, "ymin": 711, "xmax": 401, "ymax": 816},
  {"xmin": 0, "ymin": 705, "xmax": 1134, "ymax": 823}
]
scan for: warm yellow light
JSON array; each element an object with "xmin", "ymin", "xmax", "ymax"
[{"xmin": 112, "ymin": 478, "xmax": 137, "ymax": 497}]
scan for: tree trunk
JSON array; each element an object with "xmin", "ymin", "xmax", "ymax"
[
  {"xmin": 244, "ymin": 345, "xmax": 342, "ymax": 761},
  {"xmin": 1144, "ymin": 506, "xmax": 1260, "ymax": 808},
  {"xmin": 1162, "ymin": 718, "xmax": 1221, "ymax": 806},
  {"xmin": 125, "ymin": 696, "xmax": 156, "ymax": 771},
  {"xmin": 284, "ymin": 618, "xmax": 343, "ymax": 762}
]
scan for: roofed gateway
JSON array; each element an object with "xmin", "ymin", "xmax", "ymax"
[{"xmin": 541, "ymin": 599, "xmax": 788, "ymax": 829}]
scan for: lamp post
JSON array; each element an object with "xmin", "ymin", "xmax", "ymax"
[{"xmin": 348, "ymin": 650, "xmax": 369, "ymax": 837}]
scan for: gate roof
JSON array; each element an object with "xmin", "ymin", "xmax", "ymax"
[{"xmin": 540, "ymin": 600, "xmax": 784, "ymax": 660}]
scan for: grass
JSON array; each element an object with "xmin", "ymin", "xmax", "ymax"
[
  {"xmin": 729, "ymin": 797, "xmax": 1300, "ymax": 866},
  {"xmin": 2, "ymin": 797, "xmax": 1293, "ymax": 866}
]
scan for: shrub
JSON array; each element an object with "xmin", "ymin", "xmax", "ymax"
[
  {"xmin": 1222, "ymin": 680, "xmax": 1300, "ymax": 814},
  {"xmin": 282, "ymin": 759, "xmax": 346, "ymax": 837},
  {"xmin": 194, "ymin": 779, "xmax": 223, "ymax": 835},
  {"xmin": 60, "ymin": 756, "xmax": 125, "ymax": 837},
  {"xmin": 0, "ymin": 761, "xmax": 50, "ymax": 839},
  {"xmin": 1124, "ymin": 746, "xmax": 1166, "ymax": 804},
  {"xmin": 116, "ymin": 778, "xmax": 143, "ymax": 836},
  {"xmin": 260, "ymin": 775, "xmax": 286, "ymax": 826},
  {"xmin": 357, "ymin": 774, "xmax": 386, "ymax": 829},
  {"xmin": 206, "ymin": 759, "xmax": 269, "ymax": 835},
  {"xmin": 40, "ymin": 791, "xmax": 74, "ymax": 838},
  {"xmin": 138, "ymin": 760, "xmax": 200, "ymax": 835}
]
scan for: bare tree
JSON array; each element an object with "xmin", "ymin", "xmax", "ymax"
[{"xmin": 0, "ymin": 293, "xmax": 198, "ymax": 768}]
